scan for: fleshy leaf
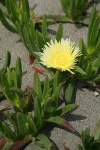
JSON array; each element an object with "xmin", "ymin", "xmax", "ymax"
[
  {"xmin": 56, "ymin": 23, "xmax": 63, "ymax": 42},
  {"xmin": 1, "ymin": 141, "xmax": 13, "ymax": 150},
  {"xmin": 63, "ymin": 144, "xmax": 70, "ymax": 150},
  {"xmin": 55, "ymin": 104, "xmax": 77, "ymax": 116},
  {"xmin": 46, "ymin": 116, "xmax": 76, "ymax": 132},
  {"xmin": 93, "ymin": 119, "xmax": 100, "ymax": 140},
  {"xmin": 75, "ymin": 65, "xmax": 86, "ymax": 75},
  {"xmin": 10, "ymin": 136, "xmax": 31, "ymax": 150},
  {"xmin": 35, "ymin": 134, "xmax": 53, "ymax": 150},
  {"xmin": 65, "ymin": 79, "xmax": 75, "ymax": 104},
  {"xmin": 0, "ymin": 139, "xmax": 7, "ymax": 149},
  {"xmin": 42, "ymin": 15, "xmax": 47, "ymax": 40}
]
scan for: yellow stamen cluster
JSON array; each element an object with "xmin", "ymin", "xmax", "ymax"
[{"xmin": 40, "ymin": 38, "xmax": 81, "ymax": 74}]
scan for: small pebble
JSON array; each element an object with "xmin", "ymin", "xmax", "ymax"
[{"xmin": 94, "ymin": 91, "xmax": 99, "ymax": 97}]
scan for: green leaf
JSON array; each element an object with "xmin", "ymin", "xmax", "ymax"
[
  {"xmin": 55, "ymin": 104, "xmax": 77, "ymax": 116},
  {"xmin": 1, "ymin": 142, "xmax": 13, "ymax": 150},
  {"xmin": 65, "ymin": 79, "xmax": 75, "ymax": 104},
  {"xmin": 50, "ymin": 83, "xmax": 62, "ymax": 113},
  {"xmin": 27, "ymin": 113, "xmax": 37, "ymax": 133},
  {"xmin": 34, "ymin": 97, "xmax": 43, "ymax": 129},
  {"xmin": 60, "ymin": 0, "xmax": 88, "ymax": 22},
  {"xmin": 1, "ymin": 72, "xmax": 16, "ymax": 105},
  {"xmin": 8, "ymin": 0, "xmax": 19, "ymax": 23},
  {"xmin": 10, "ymin": 87, "xmax": 24, "ymax": 98},
  {"xmin": 92, "ymin": 41, "xmax": 100, "ymax": 56},
  {"xmin": 2, "ymin": 51, "xmax": 11, "ymax": 73},
  {"xmin": 79, "ymin": 16, "xmax": 89, "ymax": 26},
  {"xmin": 2, "ymin": 122, "xmax": 15, "ymax": 141},
  {"xmin": 6, "ymin": 0, "xmax": 18, "ymax": 18},
  {"xmin": 1, "ymin": 70, "xmax": 9, "ymax": 89},
  {"xmin": 60, "ymin": 0, "xmax": 66, "ymax": 14},
  {"xmin": 0, "ymin": 9, "xmax": 17, "ymax": 33},
  {"xmin": 46, "ymin": 116, "xmax": 76, "ymax": 132},
  {"xmin": 92, "ymin": 55, "xmax": 100, "ymax": 68},
  {"xmin": 89, "ymin": 17, "xmax": 99, "ymax": 49},
  {"xmin": 79, "ymin": 38, "xmax": 87, "ymax": 68},
  {"xmin": 7, "ymin": 68, "xmax": 13, "ymax": 87},
  {"xmin": 88, "ymin": 137, "xmax": 96, "ymax": 147},
  {"xmin": 36, "ymin": 30, "xmax": 45, "ymax": 51},
  {"xmin": 0, "ymin": 136, "xmax": 8, "ymax": 149},
  {"xmin": 60, "ymin": 0, "xmax": 70, "ymax": 17},
  {"xmin": 22, "ymin": 0, "xmax": 30, "ymax": 21},
  {"xmin": 82, "ymin": 128, "xmax": 90, "ymax": 147},
  {"xmin": 0, "ymin": 3, "xmax": 7, "ymax": 15},
  {"xmin": 93, "ymin": 119, "xmax": 100, "ymax": 140},
  {"xmin": 90, "ymin": 140, "xmax": 100, "ymax": 150},
  {"xmin": 22, "ymin": 24, "xmax": 38, "ymax": 54},
  {"xmin": 94, "ymin": 74, "xmax": 100, "ymax": 82},
  {"xmin": 15, "ymin": 57, "xmax": 22, "ymax": 88},
  {"xmin": 4, "ymin": 112, "xmax": 19, "ymax": 138},
  {"xmin": 28, "ymin": 20, "xmax": 36, "ymax": 43},
  {"xmin": 12, "ymin": 69, "xmax": 18, "ymax": 87},
  {"xmin": 42, "ymin": 15, "xmax": 47, "ymax": 40},
  {"xmin": 35, "ymin": 134, "xmax": 53, "ymax": 150},
  {"xmin": 43, "ymin": 76, "xmax": 49, "ymax": 99},
  {"xmin": 22, "ymin": 25, "xmax": 34, "ymax": 53},
  {"xmin": 70, "ymin": 0, "xmax": 75, "ymax": 20},
  {"xmin": 53, "ymin": 71, "xmax": 59, "ymax": 92},
  {"xmin": 85, "ymin": 62, "xmax": 92, "ymax": 79},
  {"xmin": 16, "ymin": 57, "xmax": 22, "ymax": 78},
  {"xmin": 56, "ymin": 23, "xmax": 63, "ymax": 42},
  {"xmin": 75, "ymin": 65, "xmax": 86, "ymax": 75},
  {"xmin": 5, "ymin": 0, "xmax": 12, "ymax": 16},
  {"xmin": 87, "ymin": 5, "xmax": 96, "ymax": 48},
  {"xmin": 46, "ymin": 15, "xmax": 72, "ymax": 22},
  {"xmin": 78, "ymin": 144, "xmax": 84, "ymax": 150},
  {"xmin": 0, "ymin": 121, "xmax": 4, "ymax": 135},
  {"xmin": 53, "ymin": 82, "xmax": 62, "ymax": 100},
  {"xmin": 17, "ymin": 113, "xmax": 29, "ymax": 135},
  {"xmin": 33, "ymin": 73, "xmax": 42, "ymax": 98}
]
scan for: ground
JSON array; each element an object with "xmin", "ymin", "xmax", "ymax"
[{"xmin": 0, "ymin": 0, "xmax": 100, "ymax": 150}]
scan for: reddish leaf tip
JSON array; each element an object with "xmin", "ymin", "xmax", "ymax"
[
  {"xmin": 0, "ymin": 139, "xmax": 7, "ymax": 149},
  {"xmin": 32, "ymin": 66, "xmax": 44, "ymax": 74},
  {"xmin": 29, "ymin": 54, "xmax": 34, "ymax": 65},
  {"xmin": 63, "ymin": 120, "xmax": 76, "ymax": 132},
  {"xmin": 63, "ymin": 145, "xmax": 70, "ymax": 150}
]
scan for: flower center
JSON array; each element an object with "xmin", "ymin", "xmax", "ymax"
[{"xmin": 56, "ymin": 54, "xmax": 69, "ymax": 67}]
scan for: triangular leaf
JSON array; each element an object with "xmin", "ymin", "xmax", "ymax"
[
  {"xmin": 17, "ymin": 113, "xmax": 29, "ymax": 135},
  {"xmin": 2, "ymin": 51, "xmax": 11, "ymax": 73},
  {"xmin": 35, "ymin": 134, "xmax": 53, "ymax": 150},
  {"xmin": 55, "ymin": 104, "xmax": 77, "ymax": 116},
  {"xmin": 56, "ymin": 23, "xmax": 63, "ymax": 42},
  {"xmin": 46, "ymin": 116, "xmax": 76, "ymax": 132},
  {"xmin": 0, "ymin": 9, "xmax": 17, "ymax": 33},
  {"xmin": 93, "ymin": 119, "xmax": 100, "ymax": 140},
  {"xmin": 33, "ymin": 73, "xmax": 42, "ymax": 98},
  {"xmin": 42, "ymin": 15, "xmax": 47, "ymax": 40},
  {"xmin": 65, "ymin": 79, "xmax": 75, "ymax": 104},
  {"xmin": 75, "ymin": 65, "xmax": 86, "ymax": 75}
]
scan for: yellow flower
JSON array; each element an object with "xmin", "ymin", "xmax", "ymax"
[{"xmin": 40, "ymin": 38, "xmax": 81, "ymax": 74}]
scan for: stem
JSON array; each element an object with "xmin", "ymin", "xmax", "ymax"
[
  {"xmin": 0, "ymin": 138, "xmax": 7, "ymax": 149},
  {"xmin": 10, "ymin": 136, "xmax": 32, "ymax": 150},
  {"xmin": 45, "ymin": 15, "xmax": 89, "ymax": 26}
]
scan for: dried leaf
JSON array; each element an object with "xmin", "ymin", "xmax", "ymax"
[
  {"xmin": 63, "ymin": 144, "xmax": 70, "ymax": 150},
  {"xmin": 63, "ymin": 120, "xmax": 76, "ymax": 132},
  {"xmin": 10, "ymin": 136, "xmax": 31, "ymax": 150},
  {"xmin": 32, "ymin": 66, "xmax": 44, "ymax": 74},
  {"xmin": 0, "ymin": 139, "xmax": 7, "ymax": 149},
  {"xmin": 0, "ymin": 105, "xmax": 11, "ymax": 111},
  {"xmin": 29, "ymin": 53, "xmax": 34, "ymax": 65}
]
